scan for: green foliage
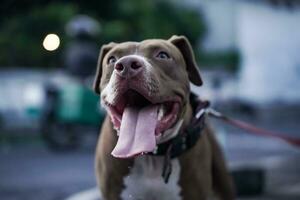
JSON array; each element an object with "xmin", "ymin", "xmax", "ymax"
[
  {"xmin": 197, "ymin": 50, "xmax": 240, "ymax": 72},
  {"xmin": 0, "ymin": 3, "xmax": 77, "ymax": 67},
  {"xmin": 0, "ymin": 0, "xmax": 205, "ymax": 68},
  {"xmin": 101, "ymin": 0, "xmax": 205, "ymax": 45}
]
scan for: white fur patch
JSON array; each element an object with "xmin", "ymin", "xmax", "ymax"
[
  {"xmin": 121, "ymin": 156, "xmax": 182, "ymax": 200},
  {"xmin": 101, "ymin": 72, "xmax": 120, "ymax": 105}
]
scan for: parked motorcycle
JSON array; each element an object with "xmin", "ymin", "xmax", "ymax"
[{"xmin": 41, "ymin": 80, "xmax": 105, "ymax": 151}]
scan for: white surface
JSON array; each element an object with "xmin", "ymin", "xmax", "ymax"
[
  {"xmin": 65, "ymin": 187, "xmax": 100, "ymax": 200},
  {"xmin": 237, "ymin": 2, "xmax": 300, "ymax": 103}
]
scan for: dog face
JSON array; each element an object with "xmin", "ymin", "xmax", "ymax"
[{"xmin": 93, "ymin": 35, "xmax": 202, "ymax": 158}]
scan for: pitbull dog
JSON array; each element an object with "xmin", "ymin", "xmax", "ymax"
[{"xmin": 93, "ymin": 35, "xmax": 235, "ymax": 200}]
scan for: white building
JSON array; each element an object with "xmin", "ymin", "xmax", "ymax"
[{"xmin": 185, "ymin": 0, "xmax": 300, "ymax": 105}]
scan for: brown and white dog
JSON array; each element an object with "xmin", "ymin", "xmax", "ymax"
[{"xmin": 93, "ymin": 35, "xmax": 235, "ymax": 200}]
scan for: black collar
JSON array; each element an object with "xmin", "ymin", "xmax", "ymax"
[{"xmin": 148, "ymin": 94, "xmax": 210, "ymax": 183}]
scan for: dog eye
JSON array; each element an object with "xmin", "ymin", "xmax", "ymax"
[
  {"xmin": 107, "ymin": 56, "xmax": 117, "ymax": 65},
  {"xmin": 156, "ymin": 51, "xmax": 170, "ymax": 59}
]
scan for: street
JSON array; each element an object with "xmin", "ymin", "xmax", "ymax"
[
  {"xmin": 1, "ymin": 109, "xmax": 300, "ymax": 200},
  {"xmin": 0, "ymin": 144, "xmax": 96, "ymax": 200}
]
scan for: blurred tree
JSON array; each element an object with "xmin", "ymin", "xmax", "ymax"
[
  {"xmin": 101, "ymin": 0, "xmax": 205, "ymax": 45},
  {"xmin": 0, "ymin": 0, "xmax": 205, "ymax": 68},
  {"xmin": 0, "ymin": 3, "xmax": 77, "ymax": 67}
]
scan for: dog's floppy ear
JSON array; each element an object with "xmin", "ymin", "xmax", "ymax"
[
  {"xmin": 93, "ymin": 42, "xmax": 116, "ymax": 94},
  {"xmin": 169, "ymin": 35, "xmax": 203, "ymax": 86}
]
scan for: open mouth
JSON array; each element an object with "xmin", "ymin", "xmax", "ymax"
[
  {"xmin": 105, "ymin": 90, "xmax": 180, "ymax": 134},
  {"xmin": 103, "ymin": 89, "xmax": 180, "ymax": 158}
]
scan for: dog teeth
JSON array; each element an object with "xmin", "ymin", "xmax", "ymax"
[
  {"xmin": 155, "ymin": 133, "xmax": 162, "ymax": 141},
  {"xmin": 158, "ymin": 107, "xmax": 163, "ymax": 120},
  {"xmin": 158, "ymin": 105, "xmax": 166, "ymax": 120},
  {"xmin": 113, "ymin": 126, "xmax": 120, "ymax": 135}
]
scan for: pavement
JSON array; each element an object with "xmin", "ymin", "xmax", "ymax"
[
  {"xmin": 0, "ymin": 107, "xmax": 300, "ymax": 200},
  {"xmin": 0, "ymin": 143, "xmax": 96, "ymax": 200}
]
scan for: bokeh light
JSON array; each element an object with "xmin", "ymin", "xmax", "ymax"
[{"xmin": 42, "ymin": 33, "xmax": 60, "ymax": 51}]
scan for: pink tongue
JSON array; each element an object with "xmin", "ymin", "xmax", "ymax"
[{"xmin": 111, "ymin": 105, "xmax": 159, "ymax": 158}]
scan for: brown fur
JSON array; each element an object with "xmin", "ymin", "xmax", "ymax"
[{"xmin": 94, "ymin": 36, "xmax": 235, "ymax": 200}]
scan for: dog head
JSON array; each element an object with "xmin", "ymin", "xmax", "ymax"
[{"xmin": 93, "ymin": 35, "xmax": 202, "ymax": 158}]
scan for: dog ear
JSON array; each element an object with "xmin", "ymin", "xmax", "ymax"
[
  {"xmin": 93, "ymin": 42, "xmax": 116, "ymax": 94},
  {"xmin": 168, "ymin": 35, "xmax": 203, "ymax": 86}
]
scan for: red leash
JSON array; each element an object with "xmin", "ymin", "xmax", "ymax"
[{"xmin": 205, "ymin": 108, "xmax": 300, "ymax": 148}]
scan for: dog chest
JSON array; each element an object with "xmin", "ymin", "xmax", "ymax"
[{"xmin": 121, "ymin": 155, "xmax": 182, "ymax": 200}]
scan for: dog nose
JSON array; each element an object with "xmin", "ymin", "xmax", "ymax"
[{"xmin": 114, "ymin": 56, "xmax": 144, "ymax": 78}]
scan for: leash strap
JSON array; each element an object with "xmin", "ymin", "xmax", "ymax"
[
  {"xmin": 205, "ymin": 108, "xmax": 300, "ymax": 148},
  {"xmin": 157, "ymin": 97, "xmax": 208, "ymax": 183}
]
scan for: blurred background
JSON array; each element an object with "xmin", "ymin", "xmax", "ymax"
[{"xmin": 0, "ymin": 0, "xmax": 300, "ymax": 200}]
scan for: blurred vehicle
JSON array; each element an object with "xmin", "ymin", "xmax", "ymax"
[
  {"xmin": 0, "ymin": 69, "xmax": 105, "ymax": 150},
  {"xmin": 41, "ymin": 78, "xmax": 105, "ymax": 151},
  {"xmin": 38, "ymin": 15, "xmax": 106, "ymax": 151}
]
